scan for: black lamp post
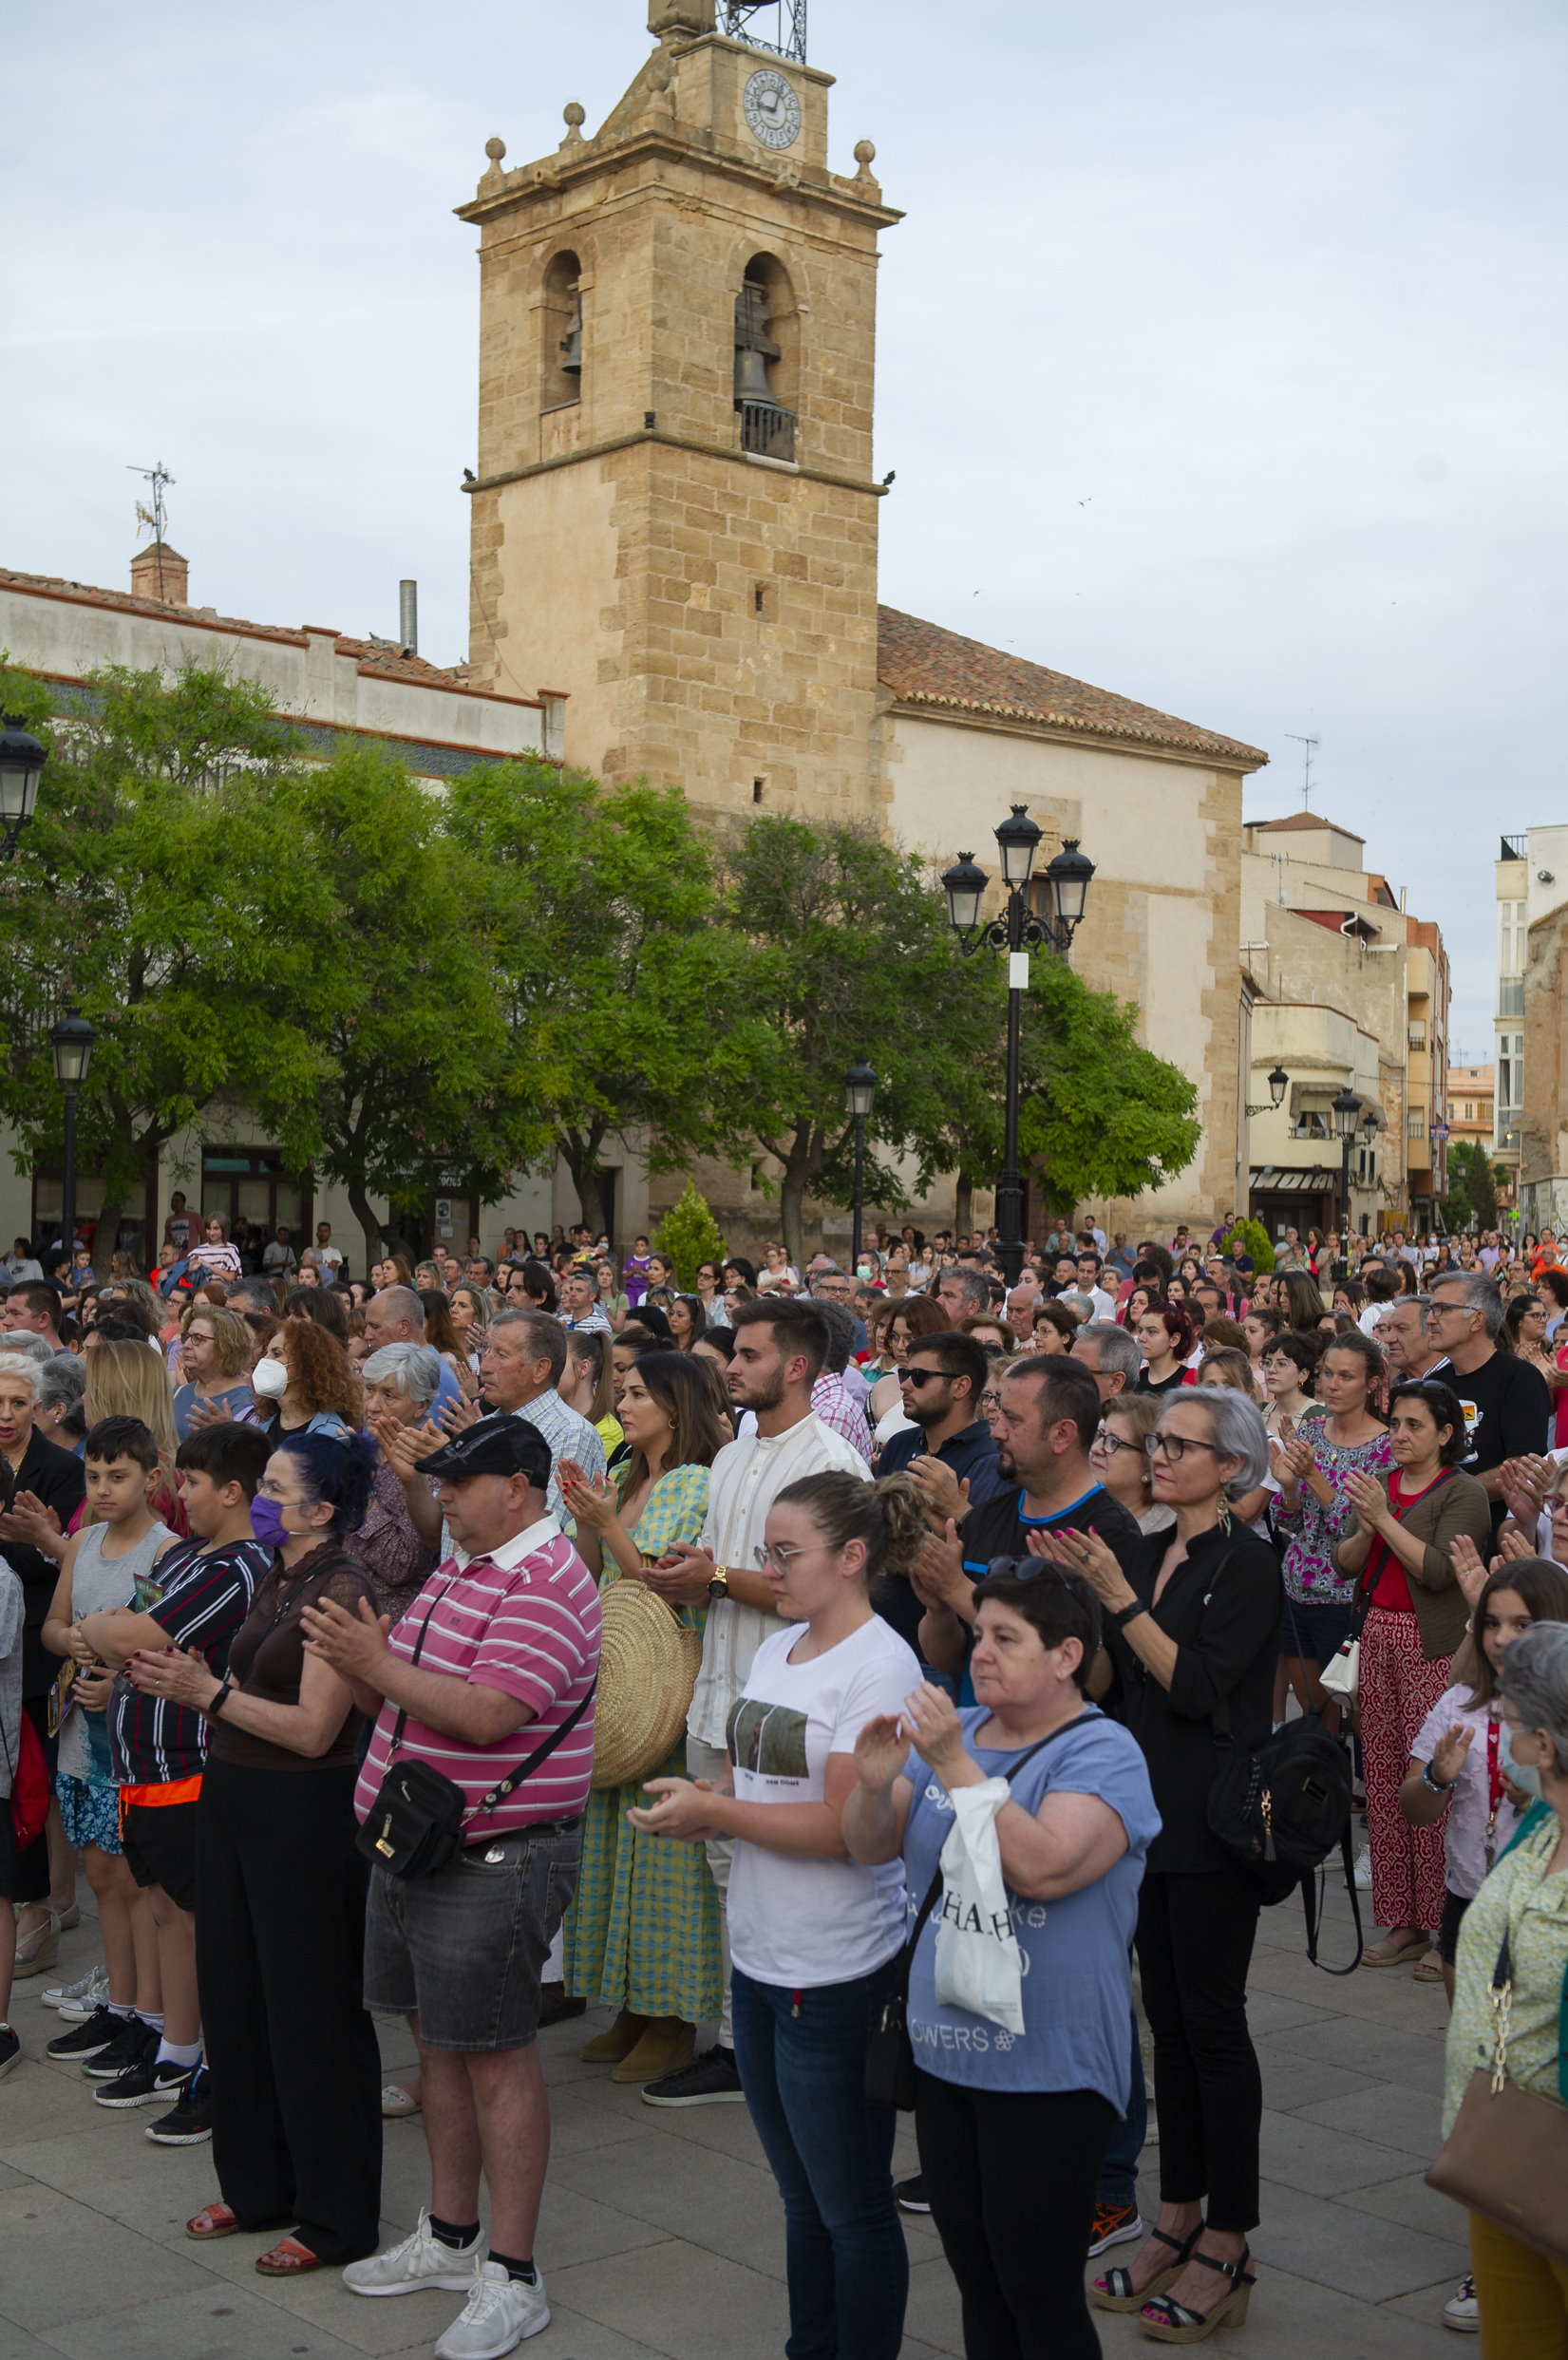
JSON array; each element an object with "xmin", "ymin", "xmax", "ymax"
[
  {"xmin": 1332, "ymin": 1086, "xmax": 1362, "ymax": 1237},
  {"xmin": 1244, "ymin": 1065, "xmax": 1290, "ymax": 1119},
  {"xmin": 943, "ymin": 808, "xmax": 1095, "ymax": 1285},
  {"xmin": 843, "ymin": 1061, "xmax": 877, "ymax": 1272},
  {"xmin": 0, "ymin": 715, "xmax": 47, "ymax": 861},
  {"xmin": 50, "ymin": 1014, "xmax": 96, "ymax": 1264}
]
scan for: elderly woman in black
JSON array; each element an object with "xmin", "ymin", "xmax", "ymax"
[
  {"xmin": 126, "ymin": 1430, "xmax": 383, "ymax": 2277},
  {"xmin": 1031, "ymin": 1384, "xmax": 1280, "ymax": 2347}
]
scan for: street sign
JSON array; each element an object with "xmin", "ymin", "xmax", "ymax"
[{"xmin": 1429, "ymin": 1123, "xmax": 1450, "ymax": 1141}]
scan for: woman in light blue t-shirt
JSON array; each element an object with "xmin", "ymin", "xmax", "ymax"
[{"xmin": 845, "ymin": 1561, "xmax": 1159, "ymax": 2360}]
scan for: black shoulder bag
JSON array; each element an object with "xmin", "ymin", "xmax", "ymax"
[
  {"xmin": 865, "ymin": 1717, "xmax": 1084, "ymax": 2109},
  {"xmin": 1207, "ymin": 1585, "xmax": 1364, "ymax": 1973},
  {"xmin": 355, "ymin": 1582, "xmax": 595, "ymax": 1880}
]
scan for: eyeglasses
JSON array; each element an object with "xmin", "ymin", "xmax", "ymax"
[
  {"xmin": 1144, "ymin": 1431, "xmax": 1224, "ymax": 1463},
  {"xmin": 752, "ymin": 1539, "xmax": 825, "ymax": 1575},
  {"xmin": 979, "ymin": 1389, "xmax": 1002, "ymax": 1411},
  {"xmin": 901, "ymin": 1367, "xmax": 949, "ymax": 1388},
  {"xmin": 1094, "ymin": 1427, "xmax": 1140, "ymax": 1458}
]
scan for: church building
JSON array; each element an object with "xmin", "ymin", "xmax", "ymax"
[{"xmin": 461, "ymin": 0, "xmax": 1266, "ymax": 1241}]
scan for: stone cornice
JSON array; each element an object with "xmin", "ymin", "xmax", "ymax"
[
  {"xmin": 464, "ymin": 425, "xmax": 888, "ymax": 501},
  {"xmin": 456, "ymin": 123, "xmax": 901, "ymax": 234},
  {"xmin": 883, "ymin": 693, "xmax": 1265, "ymax": 777}
]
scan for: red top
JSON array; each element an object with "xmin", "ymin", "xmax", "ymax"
[{"xmin": 1367, "ymin": 1468, "xmax": 1447, "ymax": 1614}]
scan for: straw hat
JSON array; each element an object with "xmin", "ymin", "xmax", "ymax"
[{"xmin": 590, "ymin": 1576, "xmax": 703, "ymax": 1791}]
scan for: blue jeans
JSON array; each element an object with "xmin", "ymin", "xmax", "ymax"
[
  {"xmin": 731, "ymin": 1961, "xmax": 908, "ymax": 2360},
  {"xmin": 1097, "ymin": 2010, "xmax": 1147, "ymax": 2208}
]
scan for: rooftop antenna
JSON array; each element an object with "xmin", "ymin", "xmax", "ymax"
[
  {"xmin": 127, "ymin": 460, "xmax": 176, "ymax": 602},
  {"xmin": 1284, "ymin": 732, "xmax": 1320, "ymax": 811},
  {"xmin": 720, "ymin": 2, "xmax": 806, "ymax": 62}
]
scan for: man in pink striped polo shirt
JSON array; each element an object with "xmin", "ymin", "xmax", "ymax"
[{"xmin": 301, "ymin": 1414, "xmax": 599, "ymax": 2359}]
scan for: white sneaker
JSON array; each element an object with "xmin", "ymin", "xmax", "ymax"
[
  {"xmin": 342, "ymin": 2210, "xmax": 485, "ymax": 2296},
  {"xmin": 42, "ymin": 1964, "xmax": 109, "ymax": 2018},
  {"xmin": 1443, "ymin": 2274, "xmax": 1480, "ymax": 2332},
  {"xmin": 1353, "ymin": 1845, "xmax": 1372, "ymax": 1890},
  {"xmin": 435, "ymin": 2262, "xmax": 550, "ymax": 2358}
]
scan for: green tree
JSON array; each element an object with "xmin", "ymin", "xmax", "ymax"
[
  {"xmin": 913, "ymin": 942, "xmax": 1202, "ymax": 1233},
  {"xmin": 0, "ymin": 662, "xmax": 327, "ymax": 1261},
  {"xmin": 1445, "ymin": 1140, "xmax": 1502, "ymax": 1231},
  {"xmin": 251, "ymin": 747, "xmax": 555, "ymax": 1274},
  {"xmin": 1224, "ymin": 1216, "xmax": 1275, "ymax": 1273},
  {"xmin": 718, "ymin": 818, "xmax": 994, "ymax": 1268},
  {"xmin": 445, "ymin": 766, "xmax": 764, "ymax": 1237},
  {"xmin": 654, "ymin": 1180, "xmax": 727, "ymax": 1289}
]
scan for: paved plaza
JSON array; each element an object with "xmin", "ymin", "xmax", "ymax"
[{"xmin": 0, "ymin": 1884, "xmax": 1469, "ymax": 2360}]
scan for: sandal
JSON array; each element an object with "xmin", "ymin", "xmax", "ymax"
[
  {"xmin": 1093, "ymin": 2223, "xmax": 1199, "ymax": 2313},
  {"xmin": 255, "ymin": 2237, "xmax": 326, "ymax": 2276},
  {"xmin": 1141, "ymin": 2245, "xmax": 1255, "ymax": 2344},
  {"xmin": 186, "ymin": 2201, "xmax": 240, "ymax": 2240},
  {"xmin": 1412, "ymin": 1951, "xmax": 1445, "ymax": 1984},
  {"xmin": 12, "ymin": 1908, "xmax": 60, "ymax": 1980},
  {"xmin": 1361, "ymin": 1932, "xmax": 1428, "ymax": 1967}
]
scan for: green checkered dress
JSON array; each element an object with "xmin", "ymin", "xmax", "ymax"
[{"xmin": 562, "ymin": 1462, "xmax": 724, "ymax": 2023}]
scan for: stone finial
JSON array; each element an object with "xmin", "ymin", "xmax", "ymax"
[
  {"xmin": 560, "ymin": 101, "xmax": 586, "ymax": 148},
  {"xmin": 853, "ymin": 139, "xmax": 878, "ymax": 182},
  {"xmin": 482, "ymin": 136, "xmax": 507, "ymax": 182},
  {"xmin": 649, "ymin": 0, "xmax": 714, "ymax": 40}
]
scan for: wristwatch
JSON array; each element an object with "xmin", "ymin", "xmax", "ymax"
[
  {"xmin": 707, "ymin": 1564, "xmax": 730, "ymax": 1604},
  {"xmin": 206, "ymin": 1678, "xmax": 234, "ymax": 1719}
]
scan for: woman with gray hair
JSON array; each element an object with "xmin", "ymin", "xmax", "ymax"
[
  {"xmin": 35, "ymin": 1354, "xmax": 86, "ymax": 1453},
  {"xmin": 345, "ymin": 1343, "xmax": 442, "ymax": 1620},
  {"xmin": 1033, "ymin": 1386, "xmax": 1281, "ymax": 2345},
  {"xmin": 1440, "ymin": 1614, "xmax": 1568, "ymax": 2347}
]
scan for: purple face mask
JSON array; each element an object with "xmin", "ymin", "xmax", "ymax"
[{"xmin": 250, "ymin": 1494, "xmax": 290, "ymax": 1549}]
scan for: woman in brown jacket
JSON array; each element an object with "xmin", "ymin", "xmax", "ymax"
[{"xmin": 1333, "ymin": 1379, "xmax": 1491, "ymax": 1973}]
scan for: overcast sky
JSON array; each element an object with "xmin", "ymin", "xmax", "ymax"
[{"xmin": 7, "ymin": 0, "xmax": 1565, "ymax": 1056}]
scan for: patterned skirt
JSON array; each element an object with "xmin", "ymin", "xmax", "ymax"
[
  {"xmin": 561, "ymin": 1732, "xmax": 724, "ymax": 2024},
  {"xmin": 55, "ymin": 1771, "xmax": 123, "ymax": 1856}
]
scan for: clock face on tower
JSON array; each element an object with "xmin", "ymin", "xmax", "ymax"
[{"xmin": 743, "ymin": 67, "xmax": 802, "ymax": 151}]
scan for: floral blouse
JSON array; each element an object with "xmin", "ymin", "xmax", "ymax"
[{"xmin": 1273, "ymin": 1426, "xmax": 1392, "ymax": 1606}]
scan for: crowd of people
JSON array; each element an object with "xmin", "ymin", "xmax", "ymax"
[{"xmin": 0, "ymin": 1201, "xmax": 1564, "ymax": 2358}]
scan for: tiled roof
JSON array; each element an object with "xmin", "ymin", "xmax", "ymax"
[
  {"xmin": 1250, "ymin": 810, "xmax": 1364, "ymax": 840},
  {"xmin": 877, "ymin": 605, "xmax": 1267, "ymax": 767},
  {"xmin": 0, "ymin": 567, "xmax": 487, "ymax": 692}
]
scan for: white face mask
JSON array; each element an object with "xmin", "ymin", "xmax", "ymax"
[{"xmin": 252, "ymin": 1356, "xmax": 289, "ymax": 1400}]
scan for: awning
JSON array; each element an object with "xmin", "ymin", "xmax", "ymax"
[{"xmin": 1250, "ymin": 1166, "xmax": 1341, "ymax": 1192}]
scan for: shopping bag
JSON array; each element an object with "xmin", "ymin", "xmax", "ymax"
[{"xmin": 933, "ymin": 1777, "xmax": 1026, "ymax": 2034}]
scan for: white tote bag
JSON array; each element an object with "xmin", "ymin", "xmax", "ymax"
[{"xmin": 933, "ymin": 1778, "xmax": 1026, "ymax": 2034}]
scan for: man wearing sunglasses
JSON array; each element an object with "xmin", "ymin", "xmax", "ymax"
[{"xmin": 875, "ymin": 1334, "xmax": 1001, "ymax": 1650}]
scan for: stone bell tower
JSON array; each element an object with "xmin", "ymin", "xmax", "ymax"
[{"xmin": 457, "ymin": 0, "xmax": 899, "ymax": 822}]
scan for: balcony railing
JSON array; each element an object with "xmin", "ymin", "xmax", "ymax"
[
  {"xmin": 1498, "ymin": 978, "xmax": 1524, "ymax": 1017},
  {"xmin": 738, "ymin": 401, "xmax": 796, "ymax": 463}
]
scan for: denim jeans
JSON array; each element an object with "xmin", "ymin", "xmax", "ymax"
[
  {"xmin": 1096, "ymin": 2010, "xmax": 1147, "ymax": 2209},
  {"xmin": 731, "ymin": 1961, "xmax": 908, "ymax": 2360}
]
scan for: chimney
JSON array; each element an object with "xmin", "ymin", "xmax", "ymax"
[
  {"xmin": 129, "ymin": 542, "xmax": 189, "ymax": 607},
  {"xmin": 399, "ymin": 579, "xmax": 418, "ymax": 653}
]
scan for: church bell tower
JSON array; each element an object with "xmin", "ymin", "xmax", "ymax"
[{"xmin": 457, "ymin": 0, "xmax": 898, "ymax": 822}]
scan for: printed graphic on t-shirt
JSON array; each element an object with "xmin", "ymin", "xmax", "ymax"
[
  {"xmin": 1457, "ymin": 1396, "xmax": 1480, "ymax": 1453},
  {"xmin": 727, "ymin": 1696, "xmax": 809, "ymax": 1780}
]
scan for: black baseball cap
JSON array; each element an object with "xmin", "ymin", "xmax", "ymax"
[{"xmin": 415, "ymin": 1413, "xmax": 552, "ymax": 1490}]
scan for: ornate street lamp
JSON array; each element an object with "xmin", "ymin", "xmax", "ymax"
[
  {"xmin": 942, "ymin": 807, "xmax": 1096, "ymax": 1284},
  {"xmin": 843, "ymin": 1060, "xmax": 877, "ymax": 1272},
  {"xmin": 50, "ymin": 1013, "xmax": 96, "ymax": 1265},
  {"xmin": 1332, "ymin": 1086, "xmax": 1362, "ymax": 1235},
  {"xmin": 0, "ymin": 715, "xmax": 47, "ymax": 860},
  {"xmin": 1244, "ymin": 1065, "xmax": 1290, "ymax": 1119}
]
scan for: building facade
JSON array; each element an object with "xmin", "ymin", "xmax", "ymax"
[
  {"xmin": 1497, "ymin": 826, "xmax": 1568, "ymax": 1232},
  {"xmin": 460, "ymin": 0, "xmax": 1267, "ymax": 1247},
  {"xmin": 1238, "ymin": 814, "xmax": 1450, "ymax": 1240}
]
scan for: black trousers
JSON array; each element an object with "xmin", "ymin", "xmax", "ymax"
[
  {"xmin": 197, "ymin": 1756, "xmax": 383, "ymax": 2263},
  {"xmin": 916, "ymin": 2070, "xmax": 1116, "ymax": 2360},
  {"xmin": 1135, "ymin": 1865, "xmax": 1263, "ymax": 2232}
]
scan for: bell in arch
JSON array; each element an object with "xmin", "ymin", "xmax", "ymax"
[
  {"xmin": 734, "ymin": 280, "xmax": 780, "ymax": 406},
  {"xmin": 558, "ymin": 286, "xmax": 583, "ymax": 376}
]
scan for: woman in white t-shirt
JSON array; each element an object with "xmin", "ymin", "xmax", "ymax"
[
  {"xmin": 632, "ymin": 1470, "xmax": 925, "ymax": 2360},
  {"xmin": 1399, "ymin": 1558, "xmax": 1568, "ymax": 1999}
]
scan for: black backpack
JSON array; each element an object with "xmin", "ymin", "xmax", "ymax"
[{"xmin": 1208, "ymin": 1697, "xmax": 1364, "ymax": 1973}]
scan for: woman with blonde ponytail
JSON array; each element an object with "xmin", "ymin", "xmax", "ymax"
[{"xmin": 634, "ymin": 1469, "xmax": 925, "ymax": 2360}]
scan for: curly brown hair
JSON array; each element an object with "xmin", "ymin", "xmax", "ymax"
[{"xmin": 279, "ymin": 1320, "xmax": 362, "ymax": 1423}]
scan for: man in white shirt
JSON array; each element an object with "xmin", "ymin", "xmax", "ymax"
[
  {"xmin": 638, "ymin": 1296, "xmax": 868, "ymax": 2107},
  {"xmin": 313, "ymin": 1221, "xmax": 344, "ymax": 1280},
  {"xmin": 1071, "ymin": 1250, "xmax": 1118, "ymax": 1323},
  {"xmin": 556, "ymin": 1268, "xmax": 612, "ymax": 1333}
]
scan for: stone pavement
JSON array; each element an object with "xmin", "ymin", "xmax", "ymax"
[{"xmin": 0, "ymin": 1880, "xmax": 1470, "ymax": 2360}]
